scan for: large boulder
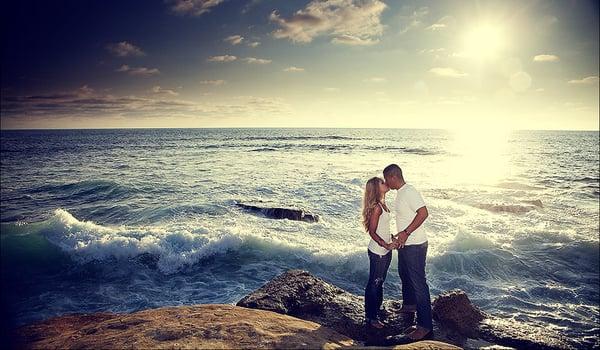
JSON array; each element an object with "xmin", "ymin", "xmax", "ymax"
[
  {"xmin": 238, "ymin": 270, "xmax": 570, "ymax": 350},
  {"xmin": 236, "ymin": 269, "xmax": 454, "ymax": 346}
]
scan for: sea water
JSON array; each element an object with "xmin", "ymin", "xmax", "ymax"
[{"xmin": 1, "ymin": 128, "xmax": 598, "ymax": 348}]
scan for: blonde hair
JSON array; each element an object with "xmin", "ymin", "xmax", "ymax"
[{"xmin": 362, "ymin": 177, "xmax": 384, "ymax": 232}]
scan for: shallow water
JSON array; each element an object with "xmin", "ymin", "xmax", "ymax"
[{"xmin": 1, "ymin": 128, "xmax": 598, "ymax": 348}]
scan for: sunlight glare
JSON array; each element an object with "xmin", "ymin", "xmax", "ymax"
[
  {"xmin": 445, "ymin": 125, "xmax": 512, "ymax": 185},
  {"xmin": 463, "ymin": 23, "xmax": 507, "ymax": 60}
]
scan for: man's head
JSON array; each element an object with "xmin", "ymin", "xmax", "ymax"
[{"xmin": 383, "ymin": 164, "xmax": 404, "ymax": 189}]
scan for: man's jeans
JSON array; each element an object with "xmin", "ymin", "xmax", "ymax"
[
  {"xmin": 365, "ymin": 249, "xmax": 392, "ymax": 320},
  {"xmin": 398, "ymin": 241, "xmax": 433, "ymax": 330}
]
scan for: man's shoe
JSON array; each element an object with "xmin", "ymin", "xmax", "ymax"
[
  {"xmin": 393, "ymin": 327, "xmax": 433, "ymax": 344},
  {"xmin": 403, "ymin": 325, "xmax": 417, "ymax": 334}
]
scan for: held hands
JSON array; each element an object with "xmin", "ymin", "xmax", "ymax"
[{"xmin": 388, "ymin": 231, "xmax": 409, "ymax": 249}]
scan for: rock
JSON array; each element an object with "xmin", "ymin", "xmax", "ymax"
[
  {"xmin": 431, "ymin": 290, "xmax": 486, "ymax": 337},
  {"xmin": 478, "ymin": 318, "xmax": 570, "ymax": 350},
  {"xmin": 432, "ymin": 290, "xmax": 569, "ymax": 349},
  {"xmin": 236, "ymin": 202, "xmax": 319, "ymax": 222},
  {"xmin": 238, "ymin": 269, "xmax": 569, "ymax": 350},
  {"xmin": 15, "ymin": 304, "xmax": 355, "ymax": 349},
  {"xmin": 236, "ymin": 270, "xmax": 459, "ymax": 347}
]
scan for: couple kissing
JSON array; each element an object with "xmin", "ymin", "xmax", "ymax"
[{"xmin": 362, "ymin": 164, "xmax": 432, "ymax": 344}]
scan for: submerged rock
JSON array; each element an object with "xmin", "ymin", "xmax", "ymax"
[
  {"xmin": 236, "ymin": 202, "xmax": 319, "ymax": 222},
  {"xmin": 238, "ymin": 269, "xmax": 569, "ymax": 349}
]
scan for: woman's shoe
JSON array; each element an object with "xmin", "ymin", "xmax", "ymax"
[
  {"xmin": 366, "ymin": 318, "xmax": 385, "ymax": 329},
  {"xmin": 398, "ymin": 304, "xmax": 417, "ymax": 313}
]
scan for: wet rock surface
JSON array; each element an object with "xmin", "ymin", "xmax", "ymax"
[
  {"xmin": 235, "ymin": 201, "xmax": 320, "ymax": 222},
  {"xmin": 238, "ymin": 269, "xmax": 570, "ymax": 349}
]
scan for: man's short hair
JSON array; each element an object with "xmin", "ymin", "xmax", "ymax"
[{"xmin": 383, "ymin": 164, "xmax": 403, "ymax": 180}]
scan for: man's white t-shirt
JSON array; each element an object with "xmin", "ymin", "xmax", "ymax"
[{"xmin": 394, "ymin": 183, "xmax": 427, "ymax": 245}]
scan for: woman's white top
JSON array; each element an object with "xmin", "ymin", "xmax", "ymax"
[{"xmin": 367, "ymin": 203, "xmax": 392, "ymax": 256}]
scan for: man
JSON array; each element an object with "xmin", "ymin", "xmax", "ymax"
[{"xmin": 383, "ymin": 164, "xmax": 433, "ymax": 343}]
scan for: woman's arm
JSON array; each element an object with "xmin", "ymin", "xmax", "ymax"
[{"xmin": 367, "ymin": 205, "xmax": 391, "ymax": 249}]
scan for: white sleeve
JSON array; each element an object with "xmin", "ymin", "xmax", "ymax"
[{"xmin": 407, "ymin": 187, "xmax": 426, "ymax": 212}]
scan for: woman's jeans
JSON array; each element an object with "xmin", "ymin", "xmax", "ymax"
[
  {"xmin": 398, "ymin": 241, "xmax": 433, "ymax": 330},
  {"xmin": 365, "ymin": 249, "xmax": 392, "ymax": 320}
]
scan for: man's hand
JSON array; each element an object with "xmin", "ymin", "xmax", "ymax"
[{"xmin": 396, "ymin": 231, "xmax": 409, "ymax": 248}]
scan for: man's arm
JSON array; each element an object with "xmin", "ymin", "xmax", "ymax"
[{"xmin": 396, "ymin": 206, "xmax": 428, "ymax": 248}]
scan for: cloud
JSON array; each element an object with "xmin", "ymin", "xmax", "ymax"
[
  {"xmin": 425, "ymin": 23, "xmax": 446, "ymax": 31},
  {"xmin": 116, "ymin": 65, "xmax": 160, "ymax": 76},
  {"xmin": 224, "ymin": 35, "xmax": 244, "ymax": 45},
  {"xmin": 533, "ymin": 54, "xmax": 560, "ymax": 62},
  {"xmin": 151, "ymin": 86, "xmax": 179, "ymax": 96},
  {"xmin": 331, "ymin": 34, "xmax": 379, "ymax": 45},
  {"xmin": 1, "ymin": 89, "xmax": 292, "ymax": 125},
  {"xmin": 568, "ymin": 76, "xmax": 599, "ymax": 85},
  {"xmin": 199, "ymin": 79, "xmax": 226, "ymax": 85},
  {"xmin": 363, "ymin": 77, "xmax": 386, "ymax": 83},
  {"xmin": 398, "ymin": 6, "xmax": 429, "ymax": 34},
  {"xmin": 207, "ymin": 55, "xmax": 237, "ymax": 62},
  {"xmin": 424, "ymin": 16, "xmax": 455, "ymax": 32},
  {"xmin": 323, "ymin": 87, "xmax": 340, "ymax": 92},
  {"xmin": 283, "ymin": 66, "xmax": 305, "ymax": 72},
  {"xmin": 167, "ymin": 0, "xmax": 225, "ymax": 16},
  {"xmin": 106, "ymin": 41, "xmax": 145, "ymax": 57},
  {"xmin": 247, "ymin": 41, "xmax": 261, "ymax": 48},
  {"xmin": 243, "ymin": 57, "xmax": 272, "ymax": 64},
  {"xmin": 269, "ymin": 0, "xmax": 386, "ymax": 45},
  {"xmin": 428, "ymin": 67, "xmax": 467, "ymax": 78}
]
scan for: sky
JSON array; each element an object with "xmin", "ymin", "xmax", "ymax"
[{"xmin": 1, "ymin": 0, "xmax": 599, "ymax": 130}]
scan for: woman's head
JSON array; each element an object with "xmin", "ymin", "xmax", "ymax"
[{"xmin": 361, "ymin": 177, "xmax": 389, "ymax": 231}]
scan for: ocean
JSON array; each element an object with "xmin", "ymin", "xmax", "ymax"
[{"xmin": 1, "ymin": 128, "xmax": 598, "ymax": 348}]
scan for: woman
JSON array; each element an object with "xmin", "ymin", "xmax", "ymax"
[{"xmin": 362, "ymin": 176, "xmax": 395, "ymax": 329}]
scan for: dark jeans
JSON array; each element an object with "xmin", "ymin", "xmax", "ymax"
[
  {"xmin": 398, "ymin": 241, "xmax": 433, "ymax": 330},
  {"xmin": 365, "ymin": 249, "xmax": 392, "ymax": 320}
]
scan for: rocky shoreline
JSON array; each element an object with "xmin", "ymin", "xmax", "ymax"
[{"xmin": 13, "ymin": 269, "xmax": 569, "ymax": 349}]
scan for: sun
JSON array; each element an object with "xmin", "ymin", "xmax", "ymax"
[{"xmin": 463, "ymin": 23, "xmax": 506, "ymax": 60}]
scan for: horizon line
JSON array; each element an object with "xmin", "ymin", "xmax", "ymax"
[{"xmin": 1, "ymin": 126, "xmax": 598, "ymax": 132}]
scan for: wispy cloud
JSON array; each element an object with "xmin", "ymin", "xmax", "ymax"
[
  {"xmin": 424, "ymin": 16, "xmax": 454, "ymax": 32},
  {"xmin": 283, "ymin": 66, "xmax": 305, "ymax": 72},
  {"xmin": 247, "ymin": 41, "xmax": 261, "ymax": 48},
  {"xmin": 207, "ymin": 55, "xmax": 237, "ymax": 62},
  {"xmin": 167, "ymin": 0, "xmax": 225, "ymax": 16},
  {"xmin": 243, "ymin": 57, "xmax": 272, "ymax": 64},
  {"xmin": 425, "ymin": 23, "xmax": 446, "ymax": 31},
  {"xmin": 568, "ymin": 76, "xmax": 599, "ymax": 85},
  {"xmin": 364, "ymin": 77, "xmax": 386, "ymax": 83},
  {"xmin": 269, "ymin": 0, "xmax": 386, "ymax": 45},
  {"xmin": 106, "ymin": 41, "xmax": 145, "ymax": 57},
  {"xmin": 1, "ymin": 90, "xmax": 292, "ymax": 125},
  {"xmin": 224, "ymin": 35, "xmax": 244, "ymax": 45},
  {"xmin": 116, "ymin": 65, "xmax": 160, "ymax": 76},
  {"xmin": 199, "ymin": 79, "xmax": 226, "ymax": 85},
  {"xmin": 428, "ymin": 67, "xmax": 467, "ymax": 78},
  {"xmin": 398, "ymin": 6, "xmax": 429, "ymax": 34},
  {"xmin": 331, "ymin": 34, "xmax": 378, "ymax": 46},
  {"xmin": 533, "ymin": 54, "xmax": 560, "ymax": 62},
  {"xmin": 151, "ymin": 86, "xmax": 179, "ymax": 96}
]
